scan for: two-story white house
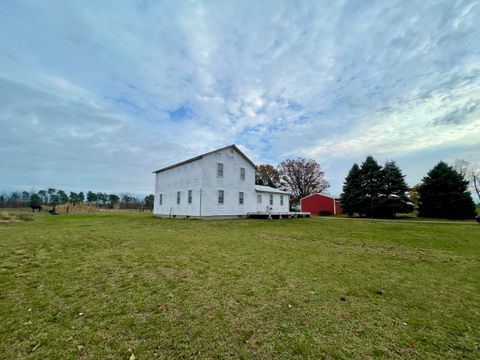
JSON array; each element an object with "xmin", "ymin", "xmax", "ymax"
[{"xmin": 153, "ymin": 145, "xmax": 291, "ymax": 218}]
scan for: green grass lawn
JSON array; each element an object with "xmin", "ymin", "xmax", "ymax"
[{"xmin": 1, "ymin": 213, "xmax": 479, "ymax": 359}]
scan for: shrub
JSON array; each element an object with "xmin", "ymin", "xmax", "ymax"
[{"xmin": 318, "ymin": 210, "xmax": 333, "ymax": 216}]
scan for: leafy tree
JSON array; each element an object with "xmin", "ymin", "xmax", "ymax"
[
  {"xmin": 108, "ymin": 194, "xmax": 120, "ymax": 208},
  {"xmin": 86, "ymin": 191, "xmax": 97, "ymax": 204},
  {"xmin": 144, "ymin": 194, "xmax": 154, "ymax": 210},
  {"xmin": 69, "ymin": 192, "xmax": 79, "ymax": 205},
  {"xmin": 409, "ymin": 183, "xmax": 422, "ymax": 209},
  {"xmin": 255, "ymin": 164, "xmax": 280, "ymax": 188},
  {"xmin": 340, "ymin": 163, "xmax": 363, "ymax": 216},
  {"xmin": 418, "ymin": 161, "xmax": 476, "ymax": 219},
  {"xmin": 50, "ymin": 193, "xmax": 59, "ymax": 205},
  {"xmin": 57, "ymin": 190, "xmax": 69, "ymax": 204},
  {"xmin": 78, "ymin": 192, "xmax": 85, "ymax": 203},
  {"xmin": 38, "ymin": 190, "xmax": 47, "ymax": 205},
  {"xmin": 376, "ymin": 161, "xmax": 413, "ymax": 217},
  {"xmin": 47, "ymin": 188, "xmax": 56, "ymax": 204},
  {"xmin": 30, "ymin": 194, "xmax": 42, "ymax": 207},
  {"xmin": 8, "ymin": 192, "xmax": 21, "ymax": 208},
  {"xmin": 359, "ymin": 156, "xmax": 383, "ymax": 217},
  {"xmin": 96, "ymin": 192, "xmax": 107, "ymax": 206},
  {"xmin": 278, "ymin": 158, "xmax": 329, "ymax": 204},
  {"xmin": 21, "ymin": 191, "xmax": 31, "ymax": 204}
]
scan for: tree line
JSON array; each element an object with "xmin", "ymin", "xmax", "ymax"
[
  {"xmin": 340, "ymin": 157, "xmax": 478, "ymax": 219},
  {"xmin": 0, "ymin": 188, "xmax": 155, "ymax": 210}
]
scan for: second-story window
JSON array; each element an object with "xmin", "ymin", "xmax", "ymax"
[
  {"xmin": 218, "ymin": 189, "xmax": 224, "ymax": 204},
  {"xmin": 188, "ymin": 190, "xmax": 192, "ymax": 204},
  {"xmin": 240, "ymin": 167, "xmax": 245, "ymax": 181},
  {"xmin": 177, "ymin": 191, "xmax": 181, "ymax": 204},
  {"xmin": 239, "ymin": 191, "xmax": 244, "ymax": 205},
  {"xmin": 217, "ymin": 163, "xmax": 224, "ymax": 177}
]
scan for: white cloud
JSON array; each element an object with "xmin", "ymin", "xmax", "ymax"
[{"xmin": 0, "ymin": 0, "xmax": 479, "ymax": 194}]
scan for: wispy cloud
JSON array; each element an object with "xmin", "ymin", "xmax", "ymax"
[{"xmin": 0, "ymin": 0, "xmax": 479, "ymax": 194}]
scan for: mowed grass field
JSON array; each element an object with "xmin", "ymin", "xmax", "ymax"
[{"xmin": 1, "ymin": 213, "xmax": 479, "ymax": 359}]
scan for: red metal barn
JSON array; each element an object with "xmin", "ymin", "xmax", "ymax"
[{"xmin": 300, "ymin": 194, "xmax": 343, "ymax": 215}]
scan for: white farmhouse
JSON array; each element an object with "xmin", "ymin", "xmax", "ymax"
[{"xmin": 153, "ymin": 145, "xmax": 292, "ymax": 218}]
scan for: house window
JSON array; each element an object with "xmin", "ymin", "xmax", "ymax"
[
  {"xmin": 280, "ymin": 195, "xmax": 284, "ymax": 206},
  {"xmin": 239, "ymin": 192, "xmax": 244, "ymax": 205},
  {"xmin": 240, "ymin": 167, "xmax": 245, "ymax": 181},
  {"xmin": 217, "ymin": 163, "xmax": 224, "ymax": 177},
  {"xmin": 188, "ymin": 190, "xmax": 192, "ymax": 204},
  {"xmin": 257, "ymin": 194, "xmax": 262, "ymax": 203},
  {"xmin": 177, "ymin": 191, "xmax": 181, "ymax": 204},
  {"xmin": 159, "ymin": 194, "xmax": 163, "ymax": 205},
  {"xmin": 218, "ymin": 189, "xmax": 224, "ymax": 204},
  {"xmin": 269, "ymin": 194, "xmax": 273, "ymax": 205}
]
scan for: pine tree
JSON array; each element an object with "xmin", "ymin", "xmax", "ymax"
[
  {"xmin": 340, "ymin": 163, "xmax": 363, "ymax": 215},
  {"xmin": 418, "ymin": 161, "xmax": 476, "ymax": 219},
  {"xmin": 360, "ymin": 156, "xmax": 383, "ymax": 217},
  {"xmin": 376, "ymin": 161, "xmax": 413, "ymax": 217}
]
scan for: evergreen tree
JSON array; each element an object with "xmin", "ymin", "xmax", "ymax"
[
  {"xmin": 376, "ymin": 161, "xmax": 413, "ymax": 217},
  {"xmin": 340, "ymin": 163, "xmax": 363, "ymax": 215},
  {"xmin": 418, "ymin": 161, "xmax": 476, "ymax": 219},
  {"xmin": 78, "ymin": 192, "xmax": 85, "ymax": 203},
  {"xmin": 359, "ymin": 156, "xmax": 383, "ymax": 217}
]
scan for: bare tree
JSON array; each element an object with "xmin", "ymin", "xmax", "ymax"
[
  {"xmin": 453, "ymin": 159, "xmax": 470, "ymax": 178},
  {"xmin": 471, "ymin": 163, "xmax": 480, "ymax": 203},
  {"xmin": 278, "ymin": 158, "xmax": 329, "ymax": 203},
  {"xmin": 453, "ymin": 159, "xmax": 480, "ymax": 203}
]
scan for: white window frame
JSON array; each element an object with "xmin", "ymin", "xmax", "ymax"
[
  {"xmin": 176, "ymin": 191, "xmax": 181, "ymax": 205},
  {"xmin": 257, "ymin": 194, "xmax": 262, "ymax": 204},
  {"xmin": 217, "ymin": 163, "xmax": 224, "ymax": 178},
  {"xmin": 269, "ymin": 194, "xmax": 273, "ymax": 205},
  {"xmin": 188, "ymin": 190, "xmax": 192, "ymax": 204},
  {"xmin": 239, "ymin": 191, "xmax": 244, "ymax": 205},
  {"xmin": 240, "ymin": 167, "xmax": 245, "ymax": 181},
  {"xmin": 218, "ymin": 189, "xmax": 224, "ymax": 204}
]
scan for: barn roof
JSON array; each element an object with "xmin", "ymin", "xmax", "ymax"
[
  {"xmin": 153, "ymin": 144, "xmax": 256, "ymax": 173},
  {"xmin": 255, "ymin": 185, "xmax": 291, "ymax": 195},
  {"xmin": 300, "ymin": 193, "xmax": 340, "ymax": 201}
]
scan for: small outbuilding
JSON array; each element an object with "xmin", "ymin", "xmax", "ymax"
[{"xmin": 300, "ymin": 193, "xmax": 343, "ymax": 215}]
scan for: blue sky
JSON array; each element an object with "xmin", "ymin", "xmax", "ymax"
[{"xmin": 1, "ymin": 1, "xmax": 479, "ymax": 196}]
